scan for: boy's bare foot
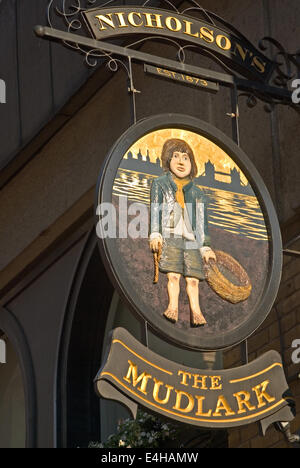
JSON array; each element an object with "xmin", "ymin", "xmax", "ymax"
[
  {"xmin": 191, "ymin": 310, "xmax": 207, "ymax": 327},
  {"xmin": 163, "ymin": 308, "xmax": 178, "ymax": 323}
]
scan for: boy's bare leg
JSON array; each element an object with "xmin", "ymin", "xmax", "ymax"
[
  {"xmin": 164, "ymin": 272, "xmax": 181, "ymax": 323},
  {"xmin": 186, "ymin": 277, "xmax": 207, "ymax": 326}
]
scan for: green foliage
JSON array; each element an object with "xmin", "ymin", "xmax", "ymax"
[{"xmin": 89, "ymin": 410, "xmax": 181, "ymax": 448}]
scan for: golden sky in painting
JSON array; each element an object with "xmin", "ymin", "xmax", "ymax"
[{"xmin": 125, "ymin": 128, "xmax": 248, "ymax": 184}]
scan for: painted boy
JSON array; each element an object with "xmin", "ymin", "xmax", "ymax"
[{"xmin": 149, "ymin": 138, "xmax": 216, "ymax": 326}]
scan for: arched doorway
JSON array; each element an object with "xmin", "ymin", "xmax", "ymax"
[
  {"xmin": 57, "ymin": 231, "xmax": 114, "ymax": 448},
  {"xmin": 0, "ymin": 307, "xmax": 36, "ymax": 448},
  {"xmin": 57, "ymin": 230, "xmax": 226, "ymax": 448},
  {"xmin": 0, "ymin": 334, "xmax": 26, "ymax": 448},
  {"xmin": 57, "ymin": 231, "xmax": 145, "ymax": 447}
]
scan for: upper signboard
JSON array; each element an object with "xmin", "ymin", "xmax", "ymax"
[
  {"xmin": 96, "ymin": 114, "xmax": 282, "ymax": 351},
  {"xmin": 82, "ymin": 6, "xmax": 274, "ymax": 82}
]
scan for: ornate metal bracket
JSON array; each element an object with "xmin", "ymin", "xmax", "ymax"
[{"xmin": 42, "ymin": 1, "xmax": 299, "ymax": 110}]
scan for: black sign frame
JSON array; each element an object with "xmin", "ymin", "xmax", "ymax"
[{"xmin": 96, "ymin": 113, "xmax": 282, "ymax": 351}]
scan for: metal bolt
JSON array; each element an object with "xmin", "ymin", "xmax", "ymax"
[{"xmin": 128, "ymin": 87, "xmax": 141, "ymax": 94}]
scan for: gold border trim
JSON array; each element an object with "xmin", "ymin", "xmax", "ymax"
[
  {"xmin": 112, "ymin": 339, "xmax": 173, "ymax": 375},
  {"xmin": 100, "ymin": 371, "xmax": 285, "ymax": 424},
  {"xmin": 229, "ymin": 362, "xmax": 282, "ymax": 384}
]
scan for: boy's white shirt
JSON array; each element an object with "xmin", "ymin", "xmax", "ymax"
[{"xmin": 149, "ymin": 201, "xmax": 212, "ymax": 256}]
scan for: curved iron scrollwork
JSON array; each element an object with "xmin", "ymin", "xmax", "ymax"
[
  {"xmin": 259, "ymin": 37, "xmax": 300, "ymax": 88},
  {"xmin": 238, "ymin": 91, "xmax": 285, "ymax": 113},
  {"xmin": 47, "ymin": 0, "xmax": 115, "ymax": 68},
  {"xmin": 46, "ymin": 0, "xmax": 299, "ymax": 109},
  {"xmin": 236, "ymin": 38, "xmax": 300, "ymax": 111}
]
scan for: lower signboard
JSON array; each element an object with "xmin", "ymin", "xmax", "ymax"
[{"xmin": 95, "ymin": 328, "xmax": 294, "ymax": 432}]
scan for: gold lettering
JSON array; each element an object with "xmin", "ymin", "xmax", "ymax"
[
  {"xmin": 233, "ymin": 391, "xmax": 256, "ymax": 414},
  {"xmin": 210, "ymin": 376, "xmax": 222, "ymax": 390},
  {"xmin": 178, "ymin": 370, "xmax": 192, "ymax": 386},
  {"xmin": 216, "ymin": 34, "xmax": 231, "ymax": 51},
  {"xmin": 173, "ymin": 390, "xmax": 195, "ymax": 413},
  {"xmin": 195, "ymin": 395, "xmax": 212, "ymax": 417},
  {"xmin": 153, "ymin": 378, "xmax": 174, "ymax": 405},
  {"xmin": 199, "ymin": 26, "xmax": 214, "ymax": 43},
  {"xmin": 128, "ymin": 12, "xmax": 143, "ymax": 28},
  {"xmin": 114, "ymin": 12, "xmax": 128, "ymax": 28},
  {"xmin": 143, "ymin": 13, "xmax": 164, "ymax": 29},
  {"xmin": 163, "ymin": 68, "xmax": 173, "ymax": 77},
  {"xmin": 123, "ymin": 360, "xmax": 152, "ymax": 395},
  {"xmin": 165, "ymin": 16, "xmax": 182, "ymax": 32},
  {"xmin": 183, "ymin": 20, "xmax": 199, "ymax": 38},
  {"xmin": 213, "ymin": 395, "xmax": 235, "ymax": 417},
  {"xmin": 95, "ymin": 13, "xmax": 115, "ymax": 31},
  {"xmin": 233, "ymin": 43, "xmax": 249, "ymax": 62},
  {"xmin": 192, "ymin": 374, "xmax": 208, "ymax": 390},
  {"xmin": 251, "ymin": 56, "xmax": 266, "ymax": 74},
  {"xmin": 252, "ymin": 380, "xmax": 275, "ymax": 408}
]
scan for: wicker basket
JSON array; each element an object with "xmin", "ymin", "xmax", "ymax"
[{"xmin": 205, "ymin": 250, "xmax": 252, "ymax": 304}]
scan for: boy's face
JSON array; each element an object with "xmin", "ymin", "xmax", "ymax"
[{"xmin": 170, "ymin": 151, "xmax": 192, "ymax": 179}]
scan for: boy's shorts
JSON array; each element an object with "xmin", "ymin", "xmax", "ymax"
[{"xmin": 159, "ymin": 237, "xmax": 205, "ymax": 280}]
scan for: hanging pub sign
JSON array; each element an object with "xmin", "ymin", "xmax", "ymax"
[
  {"xmin": 95, "ymin": 113, "xmax": 282, "ymax": 351},
  {"xmin": 34, "ymin": 0, "xmax": 297, "ymax": 438}
]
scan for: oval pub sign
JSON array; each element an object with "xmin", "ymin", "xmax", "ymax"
[{"xmin": 95, "ymin": 114, "xmax": 282, "ymax": 351}]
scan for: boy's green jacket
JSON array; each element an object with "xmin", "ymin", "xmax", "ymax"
[{"xmin": 150, "ymin": 171, "xmax": 211, "ymax": 248}]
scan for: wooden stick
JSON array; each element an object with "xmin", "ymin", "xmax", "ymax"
[{"xmin": 153, "ymin": 245, "xmax": 162, "ymax": 284}]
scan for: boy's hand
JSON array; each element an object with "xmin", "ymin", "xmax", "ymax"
[
  {"xmin": 150, "ymin": 238, "xmax": 162, "ymax": 253},
  {"xmin": 202, "ymin": 249, "xmax": 216, "ymax": 264}
]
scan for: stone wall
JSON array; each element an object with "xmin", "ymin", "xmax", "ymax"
[{"xmin": 224, "ymin": 218, "xmax": 300, "ymax": 448}]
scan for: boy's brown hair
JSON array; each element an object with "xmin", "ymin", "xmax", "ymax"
[{"xmin": 161, "ymin": 138, "xmax": 198, "ymax": 179}]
